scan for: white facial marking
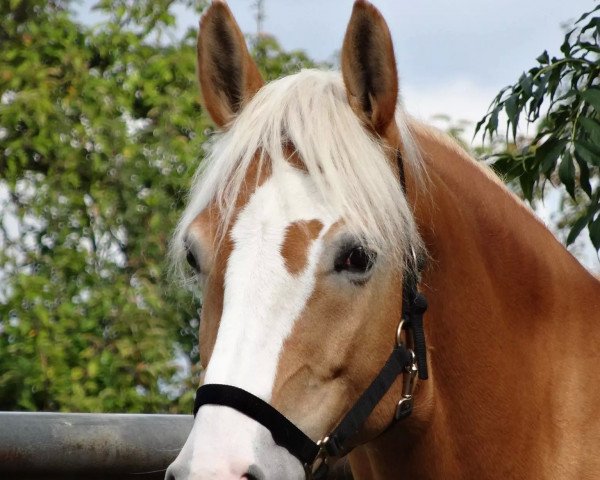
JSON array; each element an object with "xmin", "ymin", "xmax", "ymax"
[{"xmin": 169, "ymin": 163, "xmax": 339, "ymax": 479}]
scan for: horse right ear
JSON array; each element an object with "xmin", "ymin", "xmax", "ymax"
[
  {"xmin": 341, "ymin": 0, "xmax": 399, "ymax": 136},
  {"xmin": 197, "ymin": 1, "xmax": 264, "ymax": 128}
]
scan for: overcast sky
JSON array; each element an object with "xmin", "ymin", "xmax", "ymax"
[
  {"xmin": 165, "ymin": 0, "xmax": 594, "ymax": 126},
  {"xmin": 77, "ymin": 0, "xmax": 596, "ymax": 126}
]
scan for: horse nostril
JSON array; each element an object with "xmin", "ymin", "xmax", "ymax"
[
  {"xmin": 164, "ymin": 467, "xmax": 177, "ymax": 480},
  {"xmin": 242, "ymin": 465, "xmax": 264, "ymax": 480}
]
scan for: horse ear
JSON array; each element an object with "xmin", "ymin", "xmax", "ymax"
[
  {"xmin": 197, "ymin": 0, "xmax": 264, "ymax": 127},
  {"xmin": 341, "ymin": 0, "xmax": 398, "ymax": 135}
]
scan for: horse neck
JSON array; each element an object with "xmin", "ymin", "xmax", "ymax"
[
  {"xmin": 410, "ymin": 126, "xmax": 600, "ymax": 361},
  {"xmin": 352, "ymin": 125, "xmax": 600, "ymax": 479}
]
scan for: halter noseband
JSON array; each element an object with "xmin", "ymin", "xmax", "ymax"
[{"xmin": 192, "ymin": 152, "xmax": 428, "ymax": 479}]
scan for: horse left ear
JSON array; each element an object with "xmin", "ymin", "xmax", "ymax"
[
  {"xmin": 341, "ymin": 0, "xmax": 398, "ymax": 135},
  {"xmin": 197, "ymin": 0, "xmax": 264, "ymax": 127}
]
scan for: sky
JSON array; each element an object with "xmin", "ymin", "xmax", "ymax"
[
  {"xmin": 76, "ymin": 0, "xmax": 597, "ymax": 125},
  {"xmin": 164, "ymin": 0, "xmax": 594, "ymax": 125}
]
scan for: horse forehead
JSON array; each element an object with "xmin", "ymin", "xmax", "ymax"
[
  {"xmin": 188, "ymin": 165, "xmax": 334, "ymax": 292},
  {"xmin": 230, "ymin": 164, "xmax": 334, "ymax": 242},
  {"xmin": 189, "ymin": 153, "xmax": 314, "ymax": 239}
]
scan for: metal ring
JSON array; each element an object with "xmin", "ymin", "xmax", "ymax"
[
  {"xmin": 305, "ymin": 438, "xmax": 329, "ymax": 480},
  {"xmin": 396, "ymin": 319, "xmax": 406, "ymax": 347}
]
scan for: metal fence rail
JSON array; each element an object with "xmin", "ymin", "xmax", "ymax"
[{"xmin": 0, "ymin": 412, "xmax": 193, "ymax": 480}]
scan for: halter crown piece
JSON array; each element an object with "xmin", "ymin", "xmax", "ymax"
[{"xmin": 192, "ymin": 152, "xmax": 429, "ymax": 479}]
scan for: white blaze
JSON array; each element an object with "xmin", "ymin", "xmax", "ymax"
[{"xmin": 169, "ymin": 163, "xmax": 338, "ymax": 479}]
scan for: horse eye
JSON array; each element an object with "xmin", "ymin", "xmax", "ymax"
[
  {"xmin": 185, "ymin": 248, "xmax": 201, "ymax": 273},
  {"xmin": 335, "ymin": 246, "xmax": 376, "ymax": 274}
]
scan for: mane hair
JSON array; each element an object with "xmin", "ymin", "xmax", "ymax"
[{"xmin": 171, "ymin": 69, "xmax": 424, "ymax": 282}]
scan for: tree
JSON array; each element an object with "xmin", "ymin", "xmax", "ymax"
[
  {"xmin": 477, "ymin": 5, "xmax": 600, "ymax": 254},
  {"xmin": 0, "ymin": 0, "xmax": 321, "ymax": 412}
]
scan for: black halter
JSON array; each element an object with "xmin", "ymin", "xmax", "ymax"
[{"xmin": 192, "ymin": 152, "xmax": 428, "ymax": 478}]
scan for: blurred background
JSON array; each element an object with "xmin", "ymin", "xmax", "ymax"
[{"xmin": 1, "ymin": 0, "xmax": 598, "ymax": 414}]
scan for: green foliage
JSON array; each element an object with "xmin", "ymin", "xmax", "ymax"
[
  {"xmin": 430, "ymin": 114, "xmax": 506, "ymax": 158},
  {"xmin": 476, "ymin": 5, "xmax": 600, "ymax": 252},
  {"xmin": 0, "ymin": 0, "xmax": 207, "ymax": 412},
  {"xmin": 251, "ymin": 34, "xmax": 325, "ymax": 81},
  {"xmin": 0, "ymin": 0, "xmax": 319, "ymax": 412}
]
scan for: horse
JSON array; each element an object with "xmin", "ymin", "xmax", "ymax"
[{"xmin": 165, "ymin": 1, "xmax": 600, "ymax": 479}]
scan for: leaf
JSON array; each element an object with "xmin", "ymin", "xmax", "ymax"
[
  {"xmin": 567, "ymin": 214, "xmax": 590, "ymax": 246},
  {"xmin": 575, "ymin": 140, "xmax": 600, "ymax": 167},
  {"xmin": 560, "ymin": 29, "xmax": 574, "ymax": 56},
  {"xmin": 491, "ymin": 153, "xmax": 523, "ymax": 180},
  {"xmin": 519, "ymin": 170, "xmax": 536, "ymax": 202},
  {"xmin": 581, "ymin": 16, "xmax": 600, "ymax": 35},
  {"xmin": 484, "ymin": 107, "xmax": 500, "ymax": 140},
  {"xmin": 474, "ymin": 116, "xmax": 487, "ymax": 136},
  {"xmin": 558, "ymin": 151, "xmax": 576, "ymax": 199},
  {"xmin": 580, "ymin": 88, "xmax": 600, "ymax": 113},
  {"xmin": 575, "ymin": 4, "xmax": 600, "ymax": 24},
  {"xmin": 574, "ymin": 150, "xmax": 592, "ymax": 197},
  {"xmin": 529, "ymin": 73, "xmax": 549, "ymax": 118},
  {"xmin": 550, "ymin": 89, "xmax": 577, "ymax": 112},
  {"xmin": 505, "ymin": 94, "xmax": 519, "ymax": 122},
  {"xmin": 535, "ymin": 137, "xmax": 568, "ymax": 175},
  {"xmin": 590, "ymin": 215, "xmax": 600, "ymax": 251},
  {"xmin": 547, "ymin": 63, "xmax": 567, "ymax": 100},
  {"xmin": 519, "ymin": 73, "xmax": 533, "ymax": 97},
  {"xmin": 536, "ymin": 50, "xmax": 550, "ymax": 65},
  {"xmin": 578, "ymin": 41, "xmax": 600, "ymax": 54},
  {"xmin": 505, "ymin": 94, "xmax": 520, "ymax": 139},
  {"xmin": 490, "ymin": 107, "xmax": 500, "ymax": 132},
  {"xmin": 579, "ymin": 117, "xmax": 600, "ymax": 145}
]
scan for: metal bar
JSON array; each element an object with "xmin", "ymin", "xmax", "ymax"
[{"xmin": 0, "ymin": 412, "xmax": 193, "ymax": 480}]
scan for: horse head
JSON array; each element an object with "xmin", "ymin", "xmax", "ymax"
[{"xmin": 166, "ymin": 1, "xmax": 427, "ymax": 478}]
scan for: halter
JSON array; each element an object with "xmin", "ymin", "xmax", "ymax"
[{"xmin": 192, "ymin": 152, "xmax": 428, "ymax": 479}]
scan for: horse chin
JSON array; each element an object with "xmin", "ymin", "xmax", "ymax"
[{"xmin": 165, "ymin": 405, "xmax": 305, "ymax": 480}]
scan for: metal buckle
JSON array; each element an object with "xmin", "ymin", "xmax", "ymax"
[
  {"xmin": 395, "ymin": 349, "xmax": 418, "ymax": 420},
  {"xmin": 396, "ymin": 315, "xmax": 419, "ymax": 420},
  {"xmin": 304, "ymin": 437, "xmax": 329, "ymax": 480}
]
